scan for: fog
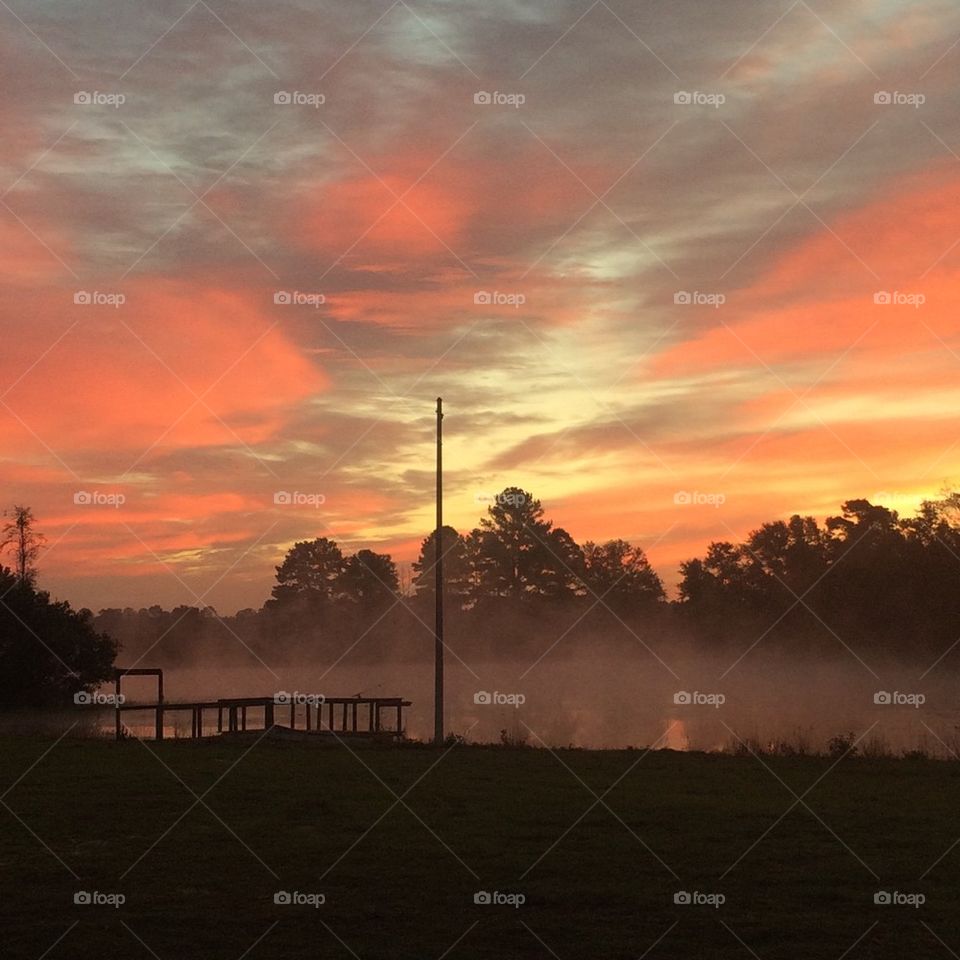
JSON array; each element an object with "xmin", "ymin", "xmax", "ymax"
[{"xmin": 109, "ymin": 648, "xmax": 959, "ymax": 756}]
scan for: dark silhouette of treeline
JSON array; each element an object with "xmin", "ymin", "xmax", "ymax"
[
  {"xmin": 3, "ymin": 489, "xmax": 959, "ymax": 706},
  {"xmin": 678, "ymin": 494, "xmax": 960, "ymax": 660},
  {"xmin": 90, "ymin": 488, "xmax": 666, "ymax": 667},
  {"xmin": 91, "ymin": 488, "xmax": 960, "ymax": 671}
]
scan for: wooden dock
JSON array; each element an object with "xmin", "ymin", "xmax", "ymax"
[{"xmin": 110, "ymin": 668, "xmax": 410, "ymax": 741}]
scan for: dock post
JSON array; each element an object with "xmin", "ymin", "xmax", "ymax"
[
  {"xmin": 114, "ymin": 673, "xmax": 122, "ymax": 741},
  {"xmin": 156, "ymin": 671, "xmax": 164, "ymax": 741}
]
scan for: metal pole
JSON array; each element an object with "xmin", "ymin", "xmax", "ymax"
[{"xmin": 434, "ymin": 397, "xmax": 444, "ymax": 745}]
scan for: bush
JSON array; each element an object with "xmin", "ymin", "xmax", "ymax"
[
  {"xmin": 0, "ymin": 569, "xmax": 117, "ymax": 708},
  {"xmin": 827, "ymin": 732, "xmax": 858, "ymax": 759}
]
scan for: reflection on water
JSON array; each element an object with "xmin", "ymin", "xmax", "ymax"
[{"xmin": 663, "ymin": 719, "xmax": 690, "ymax": 751}]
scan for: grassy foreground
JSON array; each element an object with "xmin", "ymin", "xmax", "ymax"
[{"xmin": 2, "ymin": 734, "xmax": 960, "ymax": 959}]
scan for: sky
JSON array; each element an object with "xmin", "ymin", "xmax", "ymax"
[{"xmin": 2, "ymin": 0, "xmax": 960, "ymax": 613}]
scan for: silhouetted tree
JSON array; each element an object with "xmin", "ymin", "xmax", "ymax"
[
  {"xmin": 269, "ymin": 538, "xmax": 346, "ymax": 609},
  {"xmin": 1, "ymin": 505, "xmax": 44, "ymax": 589},
  {"xmin": 342, "ymin": 549, "xmax": 399, "ymax": 609},
  {"xmin": 581, "ymin": 539, "xmax": 665, "ymax": 611},
  {"xmin": 468, "ymin": 488, "xmax": 580, "ymax": 603},
  {"xmin": 412, "ymin": 526, "xmax": 471, "ymax": 603},
  {"xmin": 0, "ymin": 567, "xmax": 116, "ymax": 707}
]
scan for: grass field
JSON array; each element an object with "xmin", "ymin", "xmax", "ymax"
[{"xmin": 3, "ymin": 733, "xmax": 960, "ymax": 959}]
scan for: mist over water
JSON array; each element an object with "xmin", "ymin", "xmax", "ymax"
[{"xmin": 111, "ymin": 648, "xmax": 960, "ymax": 754}]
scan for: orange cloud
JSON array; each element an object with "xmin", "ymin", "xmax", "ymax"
[
  {"xmin": 288, "ymin": 141, "xmax": 610, "ymax": 271},
  {"xmin": 0, "ymin": 280, "xmax": 327, "ymax": 457},
  {"xmin": 654, "ymin": 165, "xmax": 960, "ymax": 379}
]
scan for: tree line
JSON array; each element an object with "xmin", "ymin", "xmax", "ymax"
[
  {"xmin": 677, "ymin": 494, "xmax": 960, "ymax": 659},
  {"xmin": 2, "ymin": 490, "xmax": 960, "ymax": 704}
]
